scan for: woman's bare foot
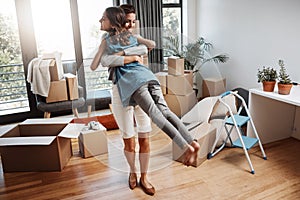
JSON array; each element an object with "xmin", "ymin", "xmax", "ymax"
[
  {"xmin": 183, "ymin": 141, "xmax": 200, "ymax": 166},
  {"xmin": 183, "ymin": 145, "xmax": 195, "ymax": 166},
  {"xmin": 188, "ymin": 141, "xmax": 200, "ymax": 166}
]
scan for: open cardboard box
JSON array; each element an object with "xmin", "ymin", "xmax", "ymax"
[
  {"xmin": 0, "ymin": 118, "xmax": 84, "ymax": 173},
  {"xmin": 172, "ymin": 122, "xmax": 216, "ymax": 167}
]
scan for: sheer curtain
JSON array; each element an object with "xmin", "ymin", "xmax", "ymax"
[{"xmin": 126, "ymin": 0, "xmax": 164, "ymax": 73}]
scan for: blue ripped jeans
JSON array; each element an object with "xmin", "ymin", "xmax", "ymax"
[{"xmin": 131, "ymin": 82, "xmax": 194, "ymax": 149}]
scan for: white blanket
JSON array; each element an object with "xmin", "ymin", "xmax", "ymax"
[
  {"xmin": 181, "ymin": 96, "xmax": 218, "ymax": 125},
  {"xmin": 181, "ymin": 94, "xmax": 239, "ymax": 147},
  {"xmin": 27, "ymin": 58, "xmax": 52, "ymax": 97}
]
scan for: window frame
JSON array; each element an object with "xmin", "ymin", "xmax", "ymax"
[
  {"xmin": 0, "ymin": 0, "xmax": 116, "ymax": 124},
  {"xmin": 162, "ymin": 0, "xmax": 183, "ymax": 36}
]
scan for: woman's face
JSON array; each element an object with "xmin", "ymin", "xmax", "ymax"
[
  {"xmin": 99, "ymin": 12, "xmax": 112, "ymax": 31},
  {"xmin": 125, "ymin": 13, "xmax": 136, "ymax": 31}
]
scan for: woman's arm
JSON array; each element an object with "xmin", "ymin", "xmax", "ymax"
[
  {"xmin": 90, "ymin": 39, "xmax": 107, "ymax": 71},
  {"xmin": 136, "ymin": 36, "xmax": 156, "ymax": 51},
  {"xmin": 101, "ymin": 44, "xmax": 147, "ymax": 67},
  {"xmin": 94, "ymin": 35, "xmax": 150, "ymax": 69}
]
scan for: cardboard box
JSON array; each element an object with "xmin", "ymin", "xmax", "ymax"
[
  {"xmin": 173, "ymin": 122, "xmax": 216, "ymax": 167},
  {"xmin": 155, "ymin": 71, "xmax": 168, "ymax": 95},
  {"xmin": 164, "ymin": 91, "xmax": 197, "ymax": 117},
  {"xmin": 168, "ymin": 57, "xmax": 184, "ymax": 76},
  {"xmin": 167, "ymin": 70, "xmax": 193, "ymax": 95},
  {"xmin": 46, "ymin": 79, "xmax": 68, "ymax": 103},
  {"xmin": 64, "ymin": 73, "xmax": 79, "ymax": 100},
  {"xmin": 78, "ymin": 124, "xmax": 108, "ymax": 158},
  {"xmin": 0, "ymin": 118, "xmax": 84, "ymax": 172},
  {"xmin": 202, "ymin": 78, "xmax": 226, "ymax": 98},
  {"xmin": 48, "ymin": 59, "xmax": 64, "ymax": 81}
]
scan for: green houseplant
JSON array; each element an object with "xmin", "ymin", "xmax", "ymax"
[
  {"xmin": 277, "ymin": 59, "xmax": 293, "ymax": 95},
  {"xmin": 163, "ymin": 36, "xmax": 229, "ymax": 70},
  {"xmin": 257, "ymin": 66, "xmax": 277, "ymax": 92},
  {"xmin": 163, "ymin": 36, "xmax": 229, "ymax": 97}
]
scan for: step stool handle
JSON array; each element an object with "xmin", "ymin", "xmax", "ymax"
[{"xmin": 220, "ymin": 91, "xmax": 231, "ymax": 98}]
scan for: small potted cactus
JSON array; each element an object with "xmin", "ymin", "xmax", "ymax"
[
  {"xmin": 257, "ymin": 66, "xmax": 277, "ymax": 92},
  {"xmin": 277, "ymin": 59, "xmax": 293, "ymax": 95}
]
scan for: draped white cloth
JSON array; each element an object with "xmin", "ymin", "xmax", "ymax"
[{"xmin": 27, "ymin": 58, "xmax": 52, "ymax": 97}]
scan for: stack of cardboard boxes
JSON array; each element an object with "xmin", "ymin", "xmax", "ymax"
[
  {"xmin": 155, "ymin": 57, "xmax": 198, "ymax": 117},
  {"xmin": 46, "ymin": 59, "xmax": 79, "ymax": 103}
]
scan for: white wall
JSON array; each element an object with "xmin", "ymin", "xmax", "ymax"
[
  {"xmin": 183, "ymin": 0, "xmax": 197, "ymax": 41},
  {"xmin": 194, "ymin": 0, "xmax": 300, "ymax": 90}
]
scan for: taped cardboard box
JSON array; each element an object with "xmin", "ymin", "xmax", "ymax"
[
  {"xmin": 46, "ymin": 79, "xmax": 68, "ymax": 103},
  {"xmin": 172, "ymin": 122, "xmax": 216, "ymax": 167},
  {"xmin": 78, "ymin": 123, "xmax": 108, "ymax": 158},
  {"xmin": 0, "ymin": 118, "xmax": 84, "ymax": 172},
  {"xmin": 155, "ymin": 71, "xmax": 168, "ymax": 95},
  {"xmin": 64, "ymin": 73, "xmax": 79, "ymax": 100},
  {"xmin": 202, "ymin": 78, "xmax": 226, "ymax": 98},
  {"xmin": 167, "ymin": 57, "xmax": 184, "ymax": 76},
  {"xmin": 47, "ymin": 59, "xmax": 64, "ymax": 81},
  {"xmin": 43, "ymin": 52, "xmax": 64, "ymax": 81},
  {"xmin": 167, "ymin": 70, "xmax": 193, "ymax": 95},
  {"xmin": 164, "ymin": 91, "xmax": 197, "ymax": 117}
]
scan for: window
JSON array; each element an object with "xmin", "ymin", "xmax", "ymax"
[
  {"xmin": 31, "ymin": 0, "xmax": 75, "ymax": 60},
  {"xmin": 0, "ymin": 0, "xmax": 116, "ymax": 124},
  {"xmin": 77, "ymin": 0, "xmax": 113, "ymax": 91},
  {"xmin": 162, "ymin": 7, "xmax": 182, "ymax": 56},
  {"xmin": 162, "ymin": 0, "xmax": 182, "ymax": 64},
  {"xmin": 0, "ymin": 0, "xmax": 29, "ymax": 116}
]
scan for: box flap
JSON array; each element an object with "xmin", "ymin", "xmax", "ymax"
[
  {"xmin": 0, "ymin": 136, "xmax": 56, "ymax": 146},
  {"xmin": 59, "ymin": 123, "xmax": 85, "ymax": 138},
  {"xmin": 0, "ymin": 124, "xmax": 18, "ymax": 137},
  {"xmin": 21, "ymin": 118, "xmax": 72, "ymax": 125}
]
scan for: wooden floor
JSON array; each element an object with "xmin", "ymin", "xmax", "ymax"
[{"xmin": 0, "ymin": 125, "xmax": 300, "ymax": 200}]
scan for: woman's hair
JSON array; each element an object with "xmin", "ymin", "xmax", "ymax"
[
  {"xmin": 119, "ymin": 4, "xmax": 135, "ymax": 15},
  {"xmin": 105, "ymin": 7, "xmax": 131, "ymax": 45}
]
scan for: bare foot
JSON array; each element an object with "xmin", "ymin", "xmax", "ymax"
[
  {"xmin": 188, "ymin": 141, "xmax": 200, "ymax": 166},
  {"xmin": 183, "ymin": 145, "xmax": 195, "ymax": 166}
]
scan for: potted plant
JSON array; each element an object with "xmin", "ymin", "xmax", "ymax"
[
  {"xmin": 277, "ymin": 59, "xmax": 293, "ymax": 95},
  {"xmin": 257, "ymin": 66, "xmax": 277, "ymax": 92}
]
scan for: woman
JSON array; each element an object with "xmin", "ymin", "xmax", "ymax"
[
  {"xmin": 91, "ymin": 5, "xmax": 155, "ymax": 196},
  {"xmin": 91, "ymin": 6, "xmax": 200, "ymax": 195}
]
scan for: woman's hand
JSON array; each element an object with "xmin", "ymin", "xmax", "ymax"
[
  {"xmin": 136, "ymin": 55, "xmax": 143, "ymax": 64},
  {"xmin": 124, "ymin": 55, "xmax": 143, "ymax": 64}
]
